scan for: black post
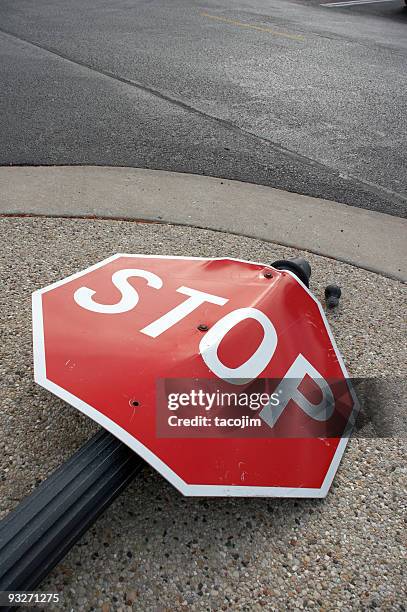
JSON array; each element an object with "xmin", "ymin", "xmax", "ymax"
[
  {"xmin": 271, "ymin": 257, "xmax": 312, "ymax": 287},
  {"xmin": 0, "ymin": 430, "xmax": 144, "ymax": 607}
]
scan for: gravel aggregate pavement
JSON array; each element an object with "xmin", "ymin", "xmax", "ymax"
[{"xmin": 0, "ymin": 217, "xmax": 406, "ymax": 610}]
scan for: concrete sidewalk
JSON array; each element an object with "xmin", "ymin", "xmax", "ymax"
[{"xmin": 1, "ymin": 166, "xmax": 406, "ymax": 281}]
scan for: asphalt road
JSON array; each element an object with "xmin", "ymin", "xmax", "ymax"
[
  {"xmin": 313, "ymin": 0, "xmax": 407, "ymax": 18},
  {"xmin": 0, "ymin": 0, "xmax": 406, "ymax": 216}
]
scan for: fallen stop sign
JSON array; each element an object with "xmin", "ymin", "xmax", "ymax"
[{"xmin": 32, "ymin": 254, "xmax": 357, "ymax": 497}]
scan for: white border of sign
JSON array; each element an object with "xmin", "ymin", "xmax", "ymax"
[{"xmin": 32, "ymin": 254, "xmax": 358, "ymax": 498}]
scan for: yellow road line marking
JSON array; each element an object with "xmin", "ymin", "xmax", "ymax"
[{"xmin": 200, "ymin": 13, "xmax": 304, "ymax": 41}]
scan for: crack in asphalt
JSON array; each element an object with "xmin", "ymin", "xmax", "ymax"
[{"xmin": 0, "ymin": 26, "xmax": 405, "ymax": 211}]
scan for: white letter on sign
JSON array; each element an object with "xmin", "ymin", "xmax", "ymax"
[
  {"xmin": 199, "ymin": 307, "xmax": 277, "ymax": 385},
  {"xmin": 74, "ymin": 269, "xmax": 162, "ymax": 314},
  {"xmin": 141, "ymin": 286, "xmax": 228, "ymax": 338},
  {"xmin": 259, "ymin": 353, "xmax": 335, "ymax": 428}
]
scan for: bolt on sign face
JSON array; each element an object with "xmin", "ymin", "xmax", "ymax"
[{"xmin": 32, "ymin": 255, "xmax": 357, "ymax": 497}]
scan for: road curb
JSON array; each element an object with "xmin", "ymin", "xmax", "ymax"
[{"xmin": 1, "ymin": 166, "xmax": 405, "ymax": 281}]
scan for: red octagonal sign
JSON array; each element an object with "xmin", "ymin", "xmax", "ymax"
[{"xmin": 33, "ymin": 255, "xmax": 357, "ymax": 497}]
